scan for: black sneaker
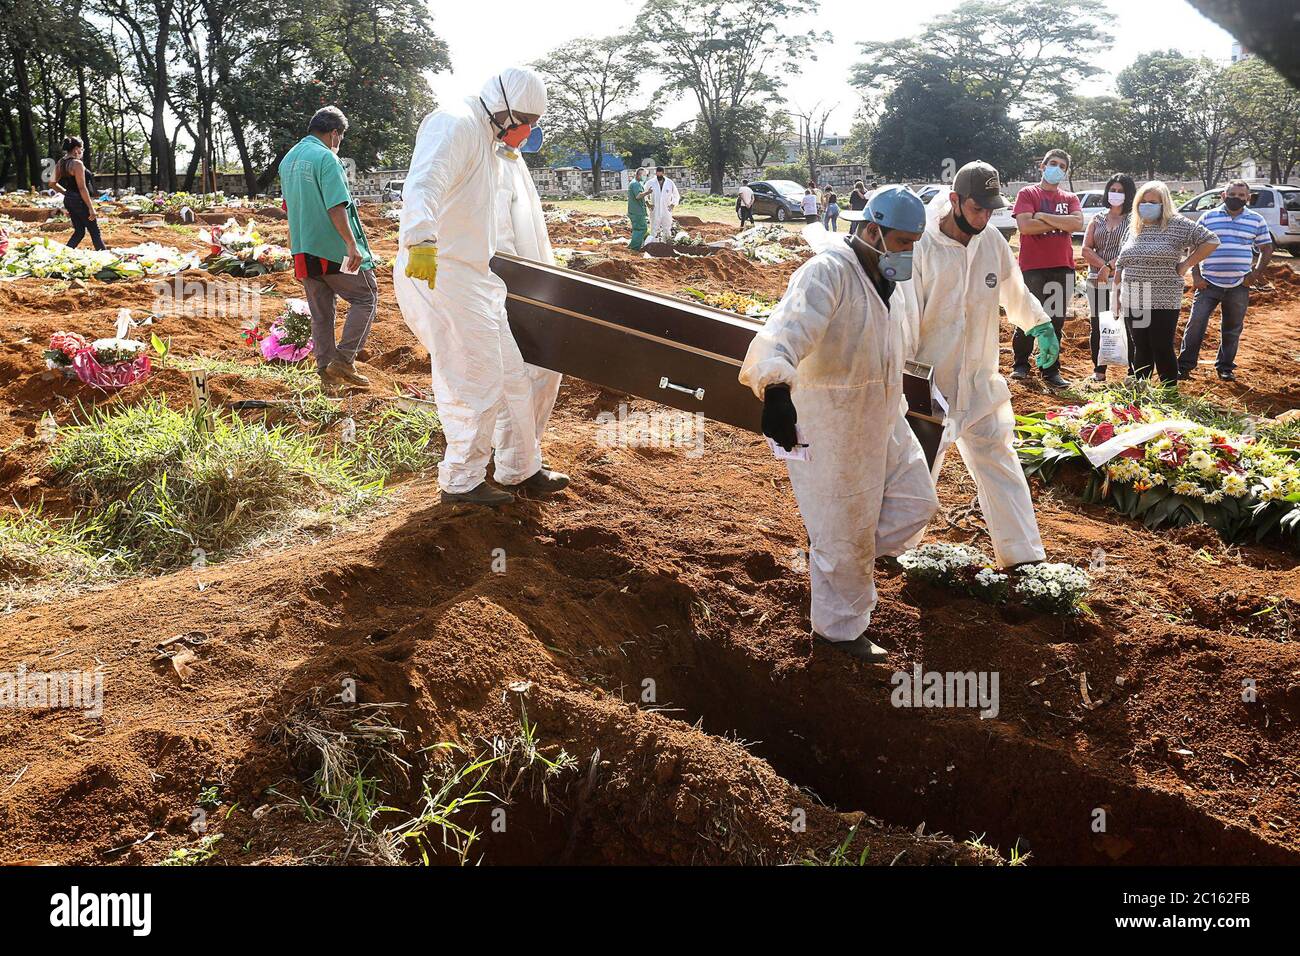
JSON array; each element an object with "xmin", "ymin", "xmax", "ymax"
[
  {"xmin": 1009, "ymin": 366, "xmax": 1030, "ymax": 381},
  {"xmin": 814, "ymin": 632, "xmax": 889, "ymax": 662},
  {"xmin": 441, "ymin": 482, "xmax": 514, "ymax": 506},
  {"xmin": 1217, "ymin": 370, "xmax": 1236, "ymax": 382},
  {"xmin": 1042, "ymin": 372, "xmax": 1069, "ymax": 390},
  {"xmin": 1177, "ymin": 369, "xmax": 1192, "ymax": 381}
]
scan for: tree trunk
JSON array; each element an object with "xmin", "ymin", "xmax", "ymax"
[
  {"xmin": 183, "ymin": 132, "xmax": 202, "ymax": 191},
  {"xmin": 150, "ymin": 14, "xmax": 175, "ymax": 190},
  {"xmin": 709, "ymin": 124, "xmax": 724, "ymax": 193},
  {"xmin": 78, "ymin": 66, "xmax": 90, "ymax": 153},
  {"xmin": 0, "ymin": 112, "xmax": 12, "ymax": 182},
  {"xmin": 11, "ymin": 46, "xmax": 42, "ymax": 188},
  {"xmin": 255, "ymin": 144, "xmax": 293, "ymax": 195},
  {"xmin": 225, "ymin": 105, "xmax": 258, "ymax": 197}
]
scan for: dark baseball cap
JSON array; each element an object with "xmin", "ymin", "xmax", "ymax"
[{"xmin": 952, "ymin": 161, "xmax": 1006, "ymax": 210}]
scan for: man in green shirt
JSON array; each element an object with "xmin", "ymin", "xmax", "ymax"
[
  {"xmin": 627, "ymin": 167, "xmax": 649, "ymax": 251},
  {"xmin": 279, "ymin": 106, "xmax": 376, "ymax": 389}
]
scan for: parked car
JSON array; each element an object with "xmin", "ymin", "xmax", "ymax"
[
  {"xmin": 1072, "ymin": 190, "xmax": 1109, "ymax": 237},
  {"xmin": 989, "ymin": 198, "xmax": 1017, "ymax": 238},
  {"xmin": 747, "ymin": 180, "xmax": 808, "ymax": 222},
  {"xmin": 911, "ymin": 183, "xmax": 948, "ymax": 204},
  {"xmin": 990, "ymin": 188, "xmax": 1097, "ymax": 239},
  {"xmin": 900, "ymin": 184, "xmax": 1020, "ymax": 238},
  {"xmin": 381, "ymin": 179, "xmax": 404, "ymax": 202},
  {"xmin": 1179, "ymin": 183, "xmax": 1300, "ymax": 255}
]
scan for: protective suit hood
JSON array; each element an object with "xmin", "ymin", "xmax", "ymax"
[{"xmin": 480, "ymin": 67, "xmax": 548, "ymax": 119}]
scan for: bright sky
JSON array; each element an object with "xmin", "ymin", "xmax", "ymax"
[{"xmin": 425, "ymin": 0, "xmax": 1236, "ymax": 136}]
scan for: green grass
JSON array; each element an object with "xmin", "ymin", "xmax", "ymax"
[
  {"xmin": 392, "ymin": 717, "xmax": 578, "ymax": 866},
  {"xmin": 274, "ymin": 691, "xmax": 576, "ymax": 866},
  {"xmin": 180, "ymin": 355, "xmax": 343, "ymax": 425},
  {"xmin": 341, "ymin": 406, "xmax": 441, "ymax": 485},
  {"xmin": 47, "ymin": 398, "xmax": 376, "ymax": 570},
  {"xmin": 182, "ymin": 354, "xmax": 321, "ymax": 394},
  {"xmin": 0, "ymin": 507, "xmax": 115, "ymax": 603},
  {"xmin": 159, "ymin": 834, "xmax": 223, "ymax": 866},
  {"xmin": 803, "ymin": 823, "xmax": 870, "ymax": 866},
  {"xmin": 4, "ymin": 371, "xmax": 441, "ymax": 594},
  {"xmin": 678, "ymin": 193, "xmax": 737, "ymax": 208}
]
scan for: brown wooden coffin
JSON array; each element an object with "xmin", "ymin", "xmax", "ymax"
[
  {"xmin": 490, "ymin": 252, "xmax": 944, "ymax": 466},
  {"xmin": 492, "ymin": 252, "xmax": 764, "ymax": 432}
]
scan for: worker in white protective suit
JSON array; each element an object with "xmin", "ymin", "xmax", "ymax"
[
  {"xmin": 491, "ymin": 140, "xmax": 564, "ymax": 477},
  {"xmin": 739, "ymin": 186, "xmax": 938, "ymax": 662},
  {"xmin": 394, "ymin": 67, "xmax": 569, "ymax": 506},
  {"xmin": 644, "ymin": 166, "xmax": 680, "ymax": 243},
  {"xmin": 909, "ymin": 160, "xmax": 1059, "ymax": 567}
]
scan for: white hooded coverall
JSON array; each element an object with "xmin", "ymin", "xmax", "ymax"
[
  {"xmin": 740, "ymin": 226, "xmax": 938, "ymax": 641},
  {"xmin": 909, "ymin": 197, "xmax": 1051, "ymax": 566},
  {"xmin": 644, "ymin": 175, "xmax": 680, "ymax": 243},
  {"xmin": 393, "ymin": 68, "xmax": 548, "ymax": 493},
  {"xmin": 491, "ymin": 144, "xmax": 564, "ymax": 477}
]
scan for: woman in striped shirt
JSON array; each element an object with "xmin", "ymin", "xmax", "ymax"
[
  {"xmin": 1081, "ymin": 173, "xmax": 1135, "ymax": 382},
  {"xmin": 1115, "ymin": 181, "xmax": 1219, "ymax": 387}
]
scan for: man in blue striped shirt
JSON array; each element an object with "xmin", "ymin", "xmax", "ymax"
[{"xmin": 1178, "ymin": 180, "xmax": 1274, "ymax": 382}]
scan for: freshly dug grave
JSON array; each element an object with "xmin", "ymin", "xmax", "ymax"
[{"xmin": 1, "ymin": 213, "xmax": 1299, "ymax": 865}]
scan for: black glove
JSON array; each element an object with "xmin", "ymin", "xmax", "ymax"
[{"xmin": 762, "ymin": 384, "xmax": 798, "ymax": 451}]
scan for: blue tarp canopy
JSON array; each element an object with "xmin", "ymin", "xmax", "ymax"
[{"xmin": 554, "ymin": 152, "xmax": 626, "ymax": 172}]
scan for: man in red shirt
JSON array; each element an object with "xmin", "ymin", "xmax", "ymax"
[{"xmin": 1011, "ymin": 148, "xmax": 1083, "ymax": 389}]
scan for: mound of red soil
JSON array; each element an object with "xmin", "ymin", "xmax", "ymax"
[
  {"xmin": 577, "ymin": 247, "xmax": 801, "ymax": 299},
  {"xmin": 1252, "ymin": 262, "xmax": 1300, "ymax": 307},
  {"xmin": 0, "ymin": 207, "xmax": 54, "ymax": 223},
  {"xmin": 2, "ymin": 216, "xmax": 1300, "ymax": 866}
]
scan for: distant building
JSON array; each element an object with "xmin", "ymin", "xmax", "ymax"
[
  {"xmin": 552, "ymin": 151, "xmax": 626, "ymax": 172},
  {"xmin": 776, "ymin": 133, "xmax": 848, "ymax": 164},
  {"xmin": 1231, "ymin": 42, "xmax": 1253, "ymax": 63}
]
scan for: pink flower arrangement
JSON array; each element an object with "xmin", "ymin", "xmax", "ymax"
[
  {"xmin": 257, "ymin": 299, "xmax": 314, "ymax": 363},
  {"xmin": 260, "ymin": 328, "xmax": 313, "ymax": 363},
  {"xmin": 44, "ymin": 331, "xmax": 91, "ymax": 367},
  {"xmin": 72, "ymin": 349, "xmax": 151, "ymax": 389}
]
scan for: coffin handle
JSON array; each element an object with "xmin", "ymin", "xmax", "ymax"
[{"xmin": 658, "ymin": 376, "xmax": 706, "ymax": 401}]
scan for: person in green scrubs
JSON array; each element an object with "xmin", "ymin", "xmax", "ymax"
[{"xmin": 627, "ymin": 167, "xmax": 649, "ymax": 250}]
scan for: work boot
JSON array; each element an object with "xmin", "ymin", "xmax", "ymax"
[
  {"xmin": 1218, "ymin": 370, "xmax": 1236, "ymax": 382},
  {"xmin": 504, "ymin": 468, "xmax": 570, "ymax": 497},
  {"xmin": 441, "ymin": 482, "xmax": 514, "ymax": 507},
  {"xmin": 324, "ymin": 358, "xmax": 369, "ymax": 388},
  {"xmin": 1009, "ymin": 366, "xmax": 1030, "ymax": 381},
  {"xmin": 1041, "ymin": 371, "xmax": 1068, "ymax": 390},
  {"xmin": 875, "ymin": 555, "xmax": 904, "ymax": 575},
  {"xmin": 814, "ymin": 632, "xmax": 889, "ymax": 663}
]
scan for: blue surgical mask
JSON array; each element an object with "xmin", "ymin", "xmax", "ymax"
[
  {"xmin": 1138, "ymin": 202, "xmax": 1163, "ymax": 222},
  {"xmin": 1043, "ymin": 164, "xmax": 1067, "ymax": 185},
  {"xmin": 521, "ymin": 125, "xmax": 544, "ymax": 154}
]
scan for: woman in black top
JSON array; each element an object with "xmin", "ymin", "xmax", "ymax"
[
  {"xmin": 848, "ymin": 180, "xmax": 868, "ymax": 211},
  {"xmin": 52, "ymin": 137, "xmax": 105, "ymax": 250}
]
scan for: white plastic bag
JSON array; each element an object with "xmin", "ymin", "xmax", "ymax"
[{"xmin": 1097, "ymin": 308, "xmax": 1128, "ymax": 368}]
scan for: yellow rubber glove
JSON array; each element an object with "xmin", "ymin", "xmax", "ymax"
[{"xmin": 405, "ymin": 244, "xmax": 438, "ymax": 287}]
